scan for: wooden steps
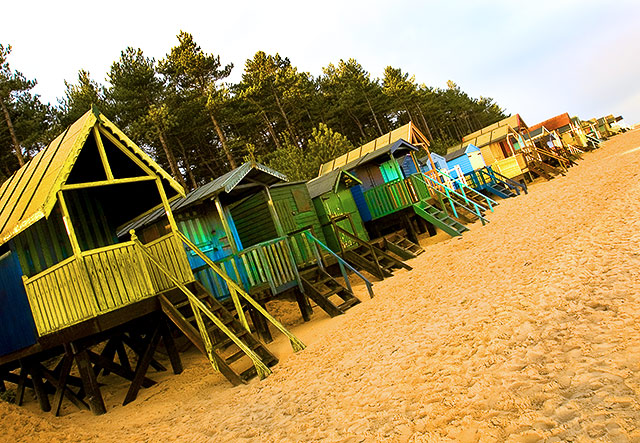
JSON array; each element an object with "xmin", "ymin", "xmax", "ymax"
[
  {"xmin": 299, "ymin": 267, "xmax": 360, "ymax": 317},
  {"xmin": 381, "ymin": 232, "xmax": 424, "ymax": 259},
  {"xmin": 484, "ymin": 181, "xmax": 517, "ymax": 199},
  {"xmin": 412, "ymin": 201, "xmax": 469, "ymax": 237},
  {"xmin": 159, "ymin": 281, "xmax": 278, "ymax": 386}
]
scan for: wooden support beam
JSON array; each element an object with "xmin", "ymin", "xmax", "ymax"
[
  {"xmin": 30, "ymin": 364, "xmax": 51, "ymax": 412},
  {"xmin": 72, "ymin": 345, "xmax": 106, "ymax": 415},
  {"xmin": 123, "ymin": 326, "xmax": 161, "ymax": 406},
  {"xmin": 47, "ymin": 349, "xmax": 89, "ymax": 416},
  {"xmin": 248, "ymin": 301, "xmax": 273, "ymax": 343},
  {"xmin": 159, "ymin": 317, "xmax": 183, "ymax": 375},
  {"xmin": 121, "ymin": 333, "xmax": 166, "ymax": 373},
  {"xmin": 16, "ymin": 361, "xmax": 28, "ymax": 406},
  {"xmin": 86, "ymin": 350, "xmax": 156, "ymax": 388},
  {"xmin": 294, "ymin": 289, "xmax": 313, "ymax": 323},
  {"xmin": 60, "ymin": 176, "xmax": 155, "ymax": 191},
  {"xmin": 115, "ymin": 338, "xmax": 132, "ymax": 373}
]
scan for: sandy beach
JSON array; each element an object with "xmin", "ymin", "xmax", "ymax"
[{"xmin": 3, "ymin": 129, "xmax": 640, "ymax": 442}]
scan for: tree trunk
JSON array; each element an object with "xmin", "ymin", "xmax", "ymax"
[
  {"xmin": 206, "ymin": 109, "xmax": 237, "ymax": 169},
  {"xmin": 414, "ymin": 103, "xmax": 434, "ymax": 142},
  {"xmin": 347, "ymin": 109, "xmax": 366, "ymax": 139},
  {"xmin": 258, "ymin": 108, "xmax": 282, "ymax": 150},
  {"xmin": 176, "ymin": 138, "xmax": 197, "ymax": 190},
  {"xmin": 271, "ymin": 85, "xmax": 300, "ymax": 147},
  {"xmin": 0, "ymin": 96, "xmax": 25, "ymax": 166},
  {"xmin": 157, "ymin": 128, "xmax": 187, "ymax": 189},
  {"xmin": 363, "ymin": 92, "xmax": 383, "ymax": 136}
]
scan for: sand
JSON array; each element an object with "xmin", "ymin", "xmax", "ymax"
[{"xmin": 3, "ymin": 129, "xmax": 640, "ymax": 442}]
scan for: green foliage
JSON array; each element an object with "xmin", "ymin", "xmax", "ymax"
[
  {"xmin": 264, "ymin": 123, "xmax": 354, "ymax": 181},
  {"xmin": 0, "ymin": 43, "xmax": 52, "ymax": 169},
  {"xmin": 1, "ymin": 36, "xmax": 508, "ymax": 186}
]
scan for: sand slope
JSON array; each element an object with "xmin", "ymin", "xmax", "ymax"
[{"xmin": 3, "ymin": 130, "xmax": 640, "ymax": 442}]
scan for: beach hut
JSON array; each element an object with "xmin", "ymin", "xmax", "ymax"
[
  {"xmin": 316, "ymin": 123, "xmax": 495, "ymax": 244},
  {"xmin": 0, "ymin": 108, "xmax": 304, "ymax": 415},
  {"xmin": 121, "ymin": 161, "xmax": 367, "ymax": 322},
  {"xmin": 528, "ymin": 113, "xmax": 592, "ymax": 151},
  {"xmin": 452, "ymin": 114, "xmax": 570, "ymax": 181}
]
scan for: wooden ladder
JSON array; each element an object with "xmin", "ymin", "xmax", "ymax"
[
  {"xmin": 159, "ymin": 281, "xmax": 278, "ymax": 386},
  {"xmin": 333, "ymin": 225, "xmax": 412, "ymax": 281},
  {"xmin": 412, "ymin": 201, "xmax": 469, "ymax": 237},
  {"xmin": 299, "ymin": 266, "xmax": 360, "ymax": 317},
  {"xmin": 382, "ymin": 232, "xmax": 424, "ymax": 259}
]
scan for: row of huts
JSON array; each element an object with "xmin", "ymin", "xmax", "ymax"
[{"xmin": 0, "ymin": 107, "xmax": 614, "ymax": 415}]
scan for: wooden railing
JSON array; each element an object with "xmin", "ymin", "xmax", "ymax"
[
  {"xmin": 238, "ymin": 237, "xmax": 300, "ymax": 295},
  {"xmin": 491, "ymin": 154, "xmax": 526, "ymax": 179},
  {"xmin": 23, "ymin": 233, "xmax": 194, "ymax": 337}
]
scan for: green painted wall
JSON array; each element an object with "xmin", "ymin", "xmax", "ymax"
[
  {"xmin": 270, "ymin": 183, "xmax": 326, "ymax": 243},
  {"xmin": 312, "ymin": 185, "xmax": 369, "ymax": 252},
  {"xmin": 230, "ymin": 191, "xmax": 278, "ymax": 248},
  {"xmin": 13, "ymin": 206, "xmax": 72, "ymax": 277}
]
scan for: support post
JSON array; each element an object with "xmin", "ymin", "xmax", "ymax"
[{"xmin": 72, "ymin": 343, "xmax": 106, "ymax": 415}]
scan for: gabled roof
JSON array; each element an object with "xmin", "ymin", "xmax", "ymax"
[
  {"xmin": 321, "ymin": 139, "xmax": 419, "ymax": 179},
  {"xmin": 461, "ymin": 114, "xmax": 528, "ymax": 144},
  {"xmin": 318, "ymin": 122, "xmax": 430, "ymax": 176},
  {"xmin": 307, "ymin": 169, "xmax": 361, "ymax": 199},
  {"xmin": 118, "ymin": 161, "xmax": 287, "ymax": 235},
  {"xmin": 0, "ymin": 107, "xmax": 185, "ymax": 246},
  {"xmin": 528, "ymin": 113, "xmax": 571, "ymax": 133}
]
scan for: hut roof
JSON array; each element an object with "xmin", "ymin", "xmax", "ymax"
[
  {"xmin": 528, "ymin": 113, "xmax": 571, "ymax": 133},
  {"xmin": 0, "ymin": 107, "xmax": 185, "ymax": 246},
  {"xmin": 318, "ymin": 139, "xmax": 419, "ymax": 182},
  {"xmin": 318, "ymin": 122, "xmax": 429, "ymax": 176},
  {"xmin": 446, "ymin": 115, "xmax": 527, "ymax": 154},
  {"xmin": 307, "ymin": 169, "xmax": 361, "ymax": 199},
  {"xmin": 461, "ymin": 114, "xmax": 528, "ymax": 144},
  {"xmin": 119, "ymin": 161, "xmax": 287, "ymax": 235}
]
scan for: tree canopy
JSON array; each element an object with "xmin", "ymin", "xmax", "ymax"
[{"xmin": 0, "ymin": 35, "xmax": 507, "ymax": 187}]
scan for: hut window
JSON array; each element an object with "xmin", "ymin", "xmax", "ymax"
[{"xmin": 292, "ymin": 189, "xmax": 311, "ymax": 212}]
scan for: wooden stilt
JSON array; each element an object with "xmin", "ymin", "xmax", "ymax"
[
  {"xmin": 403, "ymin": 214, "xmax": 419, "ymax": 244},
  {"xmin": 30, "ymin": 364, "xmax": 51, "ymax": 412},
  {"xmin": 249, "ymin": 302, "xmax": 273, "ymax": 343},
  {"xmin": 115, "ymin": 338, "xmax": 132, "ymax": 373},
  {"xmin": 98, "ymin": 338, "xmax": 118, "ymax": 377},
  {"xmin": 159, "ymin": 317, "xmax": 183, "ymax": 374},
  {"xmin": 49, "ymin": 349, "xmax": 86, "ymax": 416},
  {"xmin": 86, "ymin": 351, "xmax": 156, "ymax": 388},
  {"xmin": 72, "ymin": 344, "xmax": 106, "ymax": 415},
  {"xmin": 294, "ymin": 289, "xmax": 313, "ymax": 323},
  {"xmin": 123, "ymin": 326, "xmax": 161, "ymax": 406},
  {"xmin": 122, "ymin": 333, "xmax": 167, "ymax": 372},
  {"xmin": 16, "ymin": 361, "xmax": 28, "ymax": 406}
]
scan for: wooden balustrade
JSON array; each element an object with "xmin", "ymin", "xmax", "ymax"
[
  {"xmin": 22, "ymin": 233, "xmax": 194, "ymax": 337},
  {"xmin": 238, "ymin": 237, "xmax": 299, "ymax": 295}
]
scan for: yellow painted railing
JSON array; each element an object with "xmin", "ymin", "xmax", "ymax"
[
  {"xmin": 491, "ymin": 154, "xmax": 526, "ymax": 179},
  {"xmin": 23, "ymin": 233, "xmax": 194, "ymax": 336}
]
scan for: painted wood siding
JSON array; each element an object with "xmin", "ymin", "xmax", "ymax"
[
  {"xmin": 12, "ymin": 210, "xmax": 72, "ymax": 278},
  {"xmin": 0, "ymin": 250, "xmax": 37, "ymax": 356},
  {"xmin": 270, "ymin": 184, "xmax": 326, "ymax": 243},
  {"xmin": 313, "ymin": 187, "xmax": 369, "ymax": 252},
  {"xmin": 230, "ymin": 192, "xmax": 278, "ymax": 248},
  {"xmin": 174, "ymin": 206, "xmax": 249, "ymax": 300}
]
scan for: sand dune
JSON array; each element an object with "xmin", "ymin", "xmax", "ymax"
[{"xmin": 3, "ymin": 129, "xmax": 640, "ymax": 442}]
